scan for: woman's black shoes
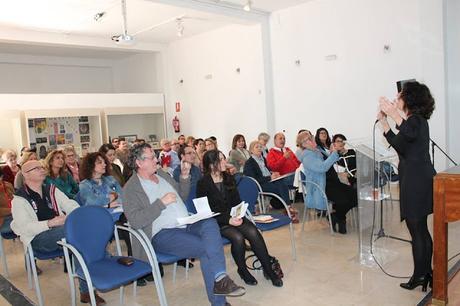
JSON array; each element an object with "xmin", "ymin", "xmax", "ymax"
[
  {"xmin": 330, "ymin": 213, "xmax": 338, "ymax": 232},
  {"xmin": 263, "ymin": 270, "xmax": 283, "ymax": 287},
  {"xmin": 338, "ymin": 221, "xmax": 347, "ymax": 234},
  {"xmin": 237, "ymin": 269, "xmax": 258, "ymax": 286},
  {"xmin": 400, "ymin": 274, "xmax": 432, "ymax": 292}
]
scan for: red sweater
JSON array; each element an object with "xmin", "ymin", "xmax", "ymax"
[{"xmin": 266, "ymin": 147, "xmax": 300, "ymax": 175}]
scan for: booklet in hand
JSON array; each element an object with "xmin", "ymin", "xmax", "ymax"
[
  {"xmin": 176, "ymin": 196, "xmax": 220, "ymax": 226},
  {"xmin": 230, "ymin": 201, "xmax": 249, "ymax": 219}
]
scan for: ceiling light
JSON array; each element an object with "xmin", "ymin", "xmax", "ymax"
[
  {"xmin": 176, "ymin": 18, "xmax": 184, "ymax": 37},
  {"xmin": 111, "ymin": 34, "xmax": 135, "ymax": 45},
  {"xmin": 243, "ymin": 0, "xmax": 252, "ymax": 11},
  {"xmin": 94, "ymin": 12, "xmax": 106, "ymax": 22}
]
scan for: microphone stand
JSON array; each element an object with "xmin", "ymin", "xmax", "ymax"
[{"xmin": 431, "ymin": 138, "xmax": 458, "ymax": 168}]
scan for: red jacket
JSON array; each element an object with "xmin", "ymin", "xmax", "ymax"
[{"xmin": 266, "ymin": 147, "xmax": 300, "ymax": 175}]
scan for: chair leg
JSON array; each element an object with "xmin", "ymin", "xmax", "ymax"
[
  {"xmin": 326, "ymin": 205, "xmax": 334, "ymax": 235},
  {"xmin": 185, "ymin": 259, "xmax": 189, "ymax": 280},
  {"xmin": 301, "ymin": 206, "xmax": 308, "ymax": 232},
  {"xmin": 25, "ymin": 252, "xmax": 32, "ymax": 289},
  {"xmin": 289, "ymin": 224, "xmax": 297, "ymax": 261},
  {"xmin": 172, "ymin": 262, "xmax": 177, "ymax": 284},
  {"xmin": 119, "ymin": 285, "xmax": 124, "ymax": 305},
  {"xmin": 28, "ymin": 248, "xmax": 44, "ymax": 306},
  {"xmin": 0, "ymin": 237, "xmax": 9, "ymax": 277},
  {"xmin": 151, "ymin": 263, "xmax": 168, "ymax": 306},
  {"xmin": 132, "ymin": 279, "xmax": 137, "ymax": 298}
]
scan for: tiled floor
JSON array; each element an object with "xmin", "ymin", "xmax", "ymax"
[{"xmin": 1, "ymin": 197, "xmax": 460, "ymax": 306}]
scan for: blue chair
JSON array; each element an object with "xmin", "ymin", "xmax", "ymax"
[
  {"xmin": 236, "ymin": 176, "xmax": 296, "ymax": 260},
  {"xmin": 23, "ymin": 243, "xmax": 64, "ymax": 306},
  {"xmin": 58, "ymin": 206, "xmax": 164, "ymax": 306}
]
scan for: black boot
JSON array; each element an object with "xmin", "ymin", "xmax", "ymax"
[
  {"xmin": 330, "ymin": 213, "xmax": 338, "ymax": 232},
  {"xmin": 338, "ymin": 220, "xmax": 347, "ymax": 234},
  {"xmin": 400, "ymin": 274, "xmax": 432, "ymax": 292},
  {"xmin": 237, "ymin": 268, "xmax": 257, "ymax": 286}
]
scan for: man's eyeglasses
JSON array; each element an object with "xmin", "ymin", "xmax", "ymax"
[
  {"xmin": 25, "ymin": 166, "xmax": 44, "ymax": 173},
  {"xmin": 141, "ymin": 155, "xmax": 156, "ymax": 161}
]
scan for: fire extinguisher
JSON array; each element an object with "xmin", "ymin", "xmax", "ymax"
[{"xmin": 172, "ymin": 116, "xmax": 180, "ymax": 133}]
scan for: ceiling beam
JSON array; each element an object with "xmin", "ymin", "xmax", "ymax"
[{"xmin": 145, "ymin": 0, "xmax": 270, "ymax": 23}]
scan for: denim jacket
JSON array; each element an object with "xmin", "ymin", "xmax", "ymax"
[
  {"xmin": 78, "ymin": 176, "xmax": 123, "ymax": 207},
  {"xmin": 299, "ymin": 149, "xmax": 339, "ymax": 210}
]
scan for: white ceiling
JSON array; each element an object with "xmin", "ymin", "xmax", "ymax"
[{"xmin": 0, "ymin": 0, "xmax": 310, "ymax": 58}]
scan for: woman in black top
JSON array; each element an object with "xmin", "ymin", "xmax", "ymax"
[
  {"xmin": 197, "ymin": 150, "xmax": 283, "ymax": 287},
  {"xmin": 332, "ymin": 134, "xmax": 357, "ymax": 187},
  {"xmin": 378, "ymin": 81, "xmax": 436, "ymax": 292}
]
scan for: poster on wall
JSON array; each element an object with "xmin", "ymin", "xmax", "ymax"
[
  {"xmin": 79, "ymin": 116, "xmax": 88, "ymax": 123},
  {"xmin": 49, "ymin": 135, "xmax": 56, "ymax": 146},
  {"xmin": 79, "ymin": 123, "xmax": 90, "ymax": 134},
  {"xmin": 57, "ymin": 134, "xmax": 65, "ymax": 145},
  {"xmin": 59, "ymin": 124, "xmax": 66, "ymax": 134},
  {"xmin": 36, "ymin": 137, "xmax": 47, "ymax": 144},
  {"xmin": 34, "ymin": 118, "xmax": 47, "ymax": 134},
  {"xmin": 80, "ymin": 135, "xmax": 90, "ymax": 143},
  {"xmin": 65, "ymin": 133, "xmax": 73, "ymax": 144}
]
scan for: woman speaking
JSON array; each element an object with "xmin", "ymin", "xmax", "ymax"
[{"xmin": 378, "ymin": 81, "xmax": 436, "ymax": 292}]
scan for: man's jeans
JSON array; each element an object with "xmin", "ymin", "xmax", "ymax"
[
  {"xmin": 152, "ymin": 218, "xmax": 227, "ymax": 306},
  {"xmin": 31, "ymin": 226, "xmax": 89, "ymax": 293}
]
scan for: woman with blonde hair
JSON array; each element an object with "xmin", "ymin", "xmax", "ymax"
[
  {"xmin": 1, "ymin": 150, "xmax": 19, "ymax": 185},
  {"xmin": 63, "ymin": 145, "xmax": 80, "ymax": 183},
  {"xmin": 44, "ymin": 150, "xmax": 79, "ymax": 199},
  {"xmin": 14, "ymin": 151, "xmax": 38, "ymax": 190}
]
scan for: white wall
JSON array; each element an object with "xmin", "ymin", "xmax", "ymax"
[
  {"xmin": 0, "ymin": 53, "xmax": 114, "ymax": 93},
  {"xmin": 445, "ymin": 0, "xmax": 460, "ymax": 165},
  {"xmin": 112, "ymin": 53, "xmax": 162, "ymax": 93},
  {"xmin": 107, "ymin": 113, "xmax": 165, "ymax": 142},
  {"xmin": 164, "ymin": 24, "xmax": 267, "ymax": 154},
  {"xmin": 270, "ymin": 0, "xmax": 447, "ymax": 169}
]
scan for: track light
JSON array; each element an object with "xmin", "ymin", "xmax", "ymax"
[
  {"xmin": 176, "ymin": 18, "xmax": 184, "ymax": 37},
  {"xmin": 243, "ymin": 0, "xmax": 252, "ymax": 11},
  {"xmin": 94, "ymin": 12, "xmax": 106, "ymax": 22}
]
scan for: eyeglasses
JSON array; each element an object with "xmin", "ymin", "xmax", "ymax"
[
  {"xmin": 25, "ymin": 166, "xmax": 44, "ymax": 173},
  {"xmin": 185, "ymin": 151, "xmax": 196, "ymax": 155}
]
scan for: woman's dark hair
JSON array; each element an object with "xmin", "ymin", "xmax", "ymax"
[
  {"xmin": 315, "ymin": 127, "xmax": 331, "ymax": 149},
  {"xmin": 332, "ymin": 134, "xmax": 347, "ymax": 142},
  {"xmin": 99, "ymin": 143, "xmax": 116, "ymax": 155},
  {"xmin": 193, "ymin": 138, "xmax": 204, "ymax": 148},
  {"xmin": 80, "ymin": 152, "xmax": 111, "ymax": 181},
  {"xmin": 202, "ymin": 150, "xmax": 236, "ymax": 190},
  {"xmin": 400, "ymin": 81, "xmax": 435, "ymax": 119},
  {"xmin": 231, "ymin": 134, "xmax": 246, "ymax": 150}
]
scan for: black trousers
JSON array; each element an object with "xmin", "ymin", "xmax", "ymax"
[
  {"xmin": 325, "ymin": 180, "xmax": 357, "ymax": 221},
  {"xmin": 220, "ymin": 218, "xmax": 274, "ymax": 277},
  {"xmin": 405, "ymin": 216, "xmax": 432, "ymax": 277}
]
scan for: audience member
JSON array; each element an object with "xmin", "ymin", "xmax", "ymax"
[
  {"xmin": 170, "ymin": 139, "xmax": 181, "ymax": 171},
  {"xmin": 115, "ymin": 138, "xmax": 129, "ymax": 165},
  {"xmin": 193, "ymin": 138, "xmax": 206, "ymax": 168},
  {"xmin": 44, "ymin": 150, "xmax": 79, "ymax": 199},
  {"xmin": 197, "ymin": 150, "xmax": 283, "ymax": 287},
  {"xmin": 257, "ymin": 132, "xmax": 270, "ymax": 158},
  {"xmin": 99, "ymin": 144, "xmax": 125, "ymax": 186},
  {"xmin": 1, "ymin": 150, "xmax": 19, "ymax": 185},
  {"xmin": 111, "ymin": 137, "xmax": 120, "ymax": 149},
  {"xmin": 315, "ymin": 127, "xmax": 332, "ymax": 154},
  {"xmin": 0, "ymin": 167, "xmax": 14, "ymax": 234},
  {"xmin": 333, "ymin": 134, "xmax": 357, "ymax": 187},
  {"xmin": 78, "ymin": 152, "xmax": 132, "ymax": 259},
  {"xmin": 266, "ymin": 133, "xmax": 300, "ymax": 186},
  {"xmin": 228, "ymin": 134, "xmax": 250, "ymax": 173},
  {"xmin": 186, "ymin": 136, "xmax": 195, "ymax": 147},
  {"xmin": 173, "ymin": 146, "xmax": 202, "ymax": 187},
  {"xmin": 297, "ymin": 132, "xmax": 356, "ymax": 234},
  {"xmin": 14, "ymin": 151, "xmax": 38, "ymax": 190},
  {"xmin": 159, "ymin": 139, "xmax": 174, "ymax": 174},
  {"xmin": 205, "ymin": 138, "xmax": 218, "ymax": 151},
  {"xmin": 243, "ymin": 141, "xmax": 293, "ymax": 217},
  {"xmin": 10, "ymin": 160, "xmax": 103, "ymax": 305},
  {"xmin": 63, "ymin": 145, "xmax": 80, "ymax": 183},
  {"xmin": 123, "ymin": 143, "xmax": 245, "ymax": 305},
  {"xmin": 178, "ymin": 135, "xmax": 186, "ymax": 147}
]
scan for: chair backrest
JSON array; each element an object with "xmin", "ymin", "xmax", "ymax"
[
  {"xmin": 236, "ymin": 176, "xmax": 260, "ymax": 214},
  {"xmin": 64, "ymin": 206, "xmax": 113, "ymax": 264},
  {"xmin": 184, "ymin": 184, "xmax": 197, "ymax": 214}
]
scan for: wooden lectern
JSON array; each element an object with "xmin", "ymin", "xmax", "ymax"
[{"xmin": 433, "ymin": 165, "xmax": 460, "ymax": 305}]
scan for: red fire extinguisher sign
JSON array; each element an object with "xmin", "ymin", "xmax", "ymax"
[{"xmin": 175, "ymin": 102, "xmax": 181, "ymax": 112}]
